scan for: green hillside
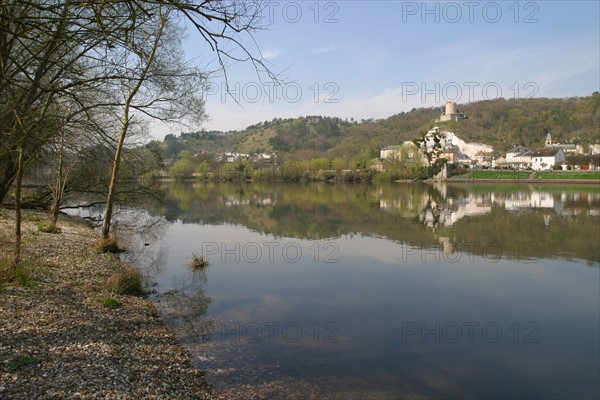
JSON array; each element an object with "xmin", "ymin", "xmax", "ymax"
[{"xmin": 159, "ymin": 93, "xmax": 600, "ymax": 160}]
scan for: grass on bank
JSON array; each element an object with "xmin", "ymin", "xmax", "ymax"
[
  {"xmin": 106, "ymin": 265, "xmax": 144, "ymax": 296},
  {"xmin": 99, "ymin": 296, "xmax": 122, "ymax": 309},
  {"xmin": 94, "ymin": 235, "xmax": 123, "ymax": 254},
  {"xmin": 36, "ymin": 221, "xmax": 62, "ymax": 234},
  {"xmin": 535, "ymin": 171, "xmax": 600, "ymax": 180},
  {"xmin": 454, "ymin": 169, "xmax": 532, "ymax": 180},
  {"xmin": 453, "ymin": 169, "xmax": 600, "ymax": 181},
  {"xmin": 0, "ymin": 258, "xmax": 43, "ymax": 288}
]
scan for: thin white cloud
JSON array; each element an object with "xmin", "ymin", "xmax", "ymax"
[
  {"xmin": 534, "ymin": 63, "xmax": 598, "ymax": 94},
  {"xmin": 314, "ymin": 43, "xmax": 341, "ymax": 54},
  {"xmin": 295, "ymin": 87, "xmax": 423, "ymax": 122},
  {"xmin": 262, "ymin": 48, "xmax": 282, "ymax": 60}
]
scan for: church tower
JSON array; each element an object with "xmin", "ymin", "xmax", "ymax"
[{"xmin": 545, "ymin": 132, "xmax": 552, "ymax": 147}]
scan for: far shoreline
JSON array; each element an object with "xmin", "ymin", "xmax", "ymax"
[{"xmin": 442, "ymin": 178, "xmax": 600, "ymax": 185}]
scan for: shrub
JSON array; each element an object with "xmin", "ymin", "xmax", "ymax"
[
  {"xmin": 107, "ymin": 265, "xmax": 144, "ymax": 296},
  {"xmin": 94, "ymin": 235, "xmax": 122, "ymax": 254},
  {"xmin": 374, "ymin": 170, "xmax": 400, "ymax": 183}
]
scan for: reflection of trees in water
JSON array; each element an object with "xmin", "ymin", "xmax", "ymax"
[
  {"xmin": 156, "ymin": 266, "xmax": 214, "ymax": 345},
  {"xmin": 415, "ymin": 186, "xmax": 460, "ymax": 256},
  {"xmin": 418, "ymin": 198, "xmax": 443, "ymax": 231},
  {"xmin": 98, "ymin": 203, "xmax": 217, "ymax": 352},
  {"xmin": 415, "ymin": 183, "xmax": 455, "ymax": 232},
  {"xmin": 158, "ymin": 182, "xmax": 599, "ymax": 263},
  {"xmin": 113, "ymin": 207, "xmax": 170, "ymax": 284}
]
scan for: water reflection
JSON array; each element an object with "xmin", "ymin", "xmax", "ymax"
[
  {"xmin": 155, "ymin": 182, "xmax": 600, "ymax": 262},
  {"xmin": 155, "ymin": 266, "xmax": 213, "ymax": 346},
  {"xmin": 100, "ymin": 182, "xmax": 599, "ymax": 399},
  {"xmin": 62, "ymin": 203, "xmax": 216, "ymax": 346}
]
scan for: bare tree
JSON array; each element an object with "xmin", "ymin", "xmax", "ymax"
[
  {"xmin": 46, "ymin": 129, "xmax": 69, "ymax": 232},
  {"xmin": 1, "ymin": 0, "xmax": 275, "ymax": 261},
  {"xmin": 101, "ymin": 5, "xmax": 170, "ymax": 240}
]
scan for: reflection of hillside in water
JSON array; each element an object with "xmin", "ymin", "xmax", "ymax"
[{"xmin": 159, "ymin": 182, "xmax": 599, "ymax": 263}]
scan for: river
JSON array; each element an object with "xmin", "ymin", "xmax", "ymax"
[{"xmin": 72, "ymin": 182, "xmax": 600, "ymax": 399}]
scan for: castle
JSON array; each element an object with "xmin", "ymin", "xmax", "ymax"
[{"xmin": 438, "ymin": 101, "xmax": 467, "ymax": 122}]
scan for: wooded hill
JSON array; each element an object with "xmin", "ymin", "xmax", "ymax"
[{"xmin": 159, "ymin": 93, "xmax": 600, "ymax": 160}]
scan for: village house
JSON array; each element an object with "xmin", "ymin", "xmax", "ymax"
[
  {"xmin": 438, "ymin": 149, "xmax": 457, "ymax": 163},
  {"xmin": 218, "ymin": 152, "xmax": 249, "ymax": 163},
  {"xmin": 436, "ymin": 140, "xmax": 459, "ymax": 163},
  {"xmin": 380, "ymin": 145, "xmax": 402, "ymax": 160},
  {"xmin": 474, "ymin": 150, "xmax": 494, "ymax": 168},
  {"xmin": 531, "ymin": 147, "xmax": 565, "ymax": 170},
  {"xmin": 256, "ymin": 153, "xmax": 275, "ymax": 161},
  {"xmin": 505, "ymin": 145, "xmax": 532, "ymax": 169},
  {"xmin": 455, "ymin": 153, "xmax": 473, "ymax": 167},
  {"xmin": 379, "ymin": 142, "xmax": 418, "ymax": 161},
  {"xmin": 492, "ymin": 156, "xmax": 506, "ymax": 168}
]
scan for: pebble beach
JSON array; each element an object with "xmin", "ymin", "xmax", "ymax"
[{"xmin": 0, "ymin": 210, "xmax": 214, "ymax": 399}]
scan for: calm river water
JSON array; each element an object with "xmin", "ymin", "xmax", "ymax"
[{"xmin": 92, "ymin": 182, "xmax": 599, "ymax": 399}]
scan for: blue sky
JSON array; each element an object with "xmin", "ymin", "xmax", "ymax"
[{"xmin": 167, "ymin": 0, "xmax": 600, "ymax": 136}]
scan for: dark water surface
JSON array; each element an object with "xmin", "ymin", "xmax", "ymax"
[{"xmin": 100, "ymin": 182, "xmax": 599, "ymax": 399}]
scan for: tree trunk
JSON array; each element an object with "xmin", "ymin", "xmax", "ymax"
[
  {"xmin": 0, "ymin": 0, "xmax": 70, "ymax": 206},
  {"xmin": 100, "ymin": 12, "xmax": 165, "ymax": 240},
  {"xmin": 48, "ymin": 132, "xmax": 66, "ymax": 230},
  {"xmin": 13, "ymin": 148, "xmax": 24, "ymax": 266},
  {"xmin": 0, "ymin": 162, "xmax": 18, "ymax": 205},
  {"xmin": 101, "ymin": 122, "xmax": 127, "ymax": 239}
]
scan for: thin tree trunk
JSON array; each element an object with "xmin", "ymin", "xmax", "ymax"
[
  {"xmin": 0, "ymin": 0, "xmax": 71, "ymax": 205},
  {"xmin": 101, "ymin": 120, "xmax": 128, "ymax": 239},
  {"xmin": 101, "ymin": 11, "xmax": 166, "ymax": 240},
  {"xmin": 0, "ymin": 162, "xmax": 17, "ymax": 205},
  {"xmin": 13, "ymin": 147, "xmax": 24, "ymax": 266},
  {"xmin": 49, "ymin": 132, "xmax": 66, "ymax": 230}
]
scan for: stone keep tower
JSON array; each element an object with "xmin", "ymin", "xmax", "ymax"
[
  {"xmin": 439, "ymin": 101, "xmax": 465, "ymax": 122},
  {"xmin": 445, "ymin": 101, "xmax": 457, "ymax": 116}
]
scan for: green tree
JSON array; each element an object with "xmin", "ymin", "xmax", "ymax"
[
  {"xmin": 332, "ymin": 157, "xmax": 346, "ymax": 173},
  {"xmin": 413, "ymin": 130, "xmax": 442, "ymax": 167},
  {"xmin": 169, "ymin": 158, "xmax": 195, "ymax": 179}
]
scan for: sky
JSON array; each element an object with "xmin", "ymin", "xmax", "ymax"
[{"xmin": 155, "ymin": 0, "xmax": 600, "ymax": 138}]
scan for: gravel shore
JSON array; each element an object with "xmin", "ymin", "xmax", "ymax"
[{"xmin": 0, "ymin": 209, "xmax": 214, "ymax": 399}]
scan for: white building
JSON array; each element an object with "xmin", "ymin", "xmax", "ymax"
[
  {"xmin": 531, "ymin": 148, "xmax": 565, "ymax": 170},
  {"xmin": 506, "ymin": 146, "xmax": 532, "ymax": 169},
  {"xmin": 379, "ymin": 142, "xmax": 418, "ymax": 160},
  {"xmin": 380, "ymin": 145, "xmax": 402, "ymax": 160},
  {"xmin": 222, "ymin": 152, "xmax": 249, "ymax": 163},
  {"xmin": 474, "ymin": 150, "xmax": 494, "ymax": 168}
]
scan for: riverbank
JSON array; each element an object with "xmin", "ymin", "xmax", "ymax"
[
  {"xmin": 0, "ymin": 209, "xmax": 214, "ymax": 399},
  {"xmin": 445, "ymin": 178, "xmax": 600, "ymax": 184},
  {"xmin": 446, "ymin": 169, "xmax": 600, "ymax": 184}
]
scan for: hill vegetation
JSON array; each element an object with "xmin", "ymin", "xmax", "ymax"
[{"xmin": 158, "ymin": 93, "xmax": 600, "ymax": 161}]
